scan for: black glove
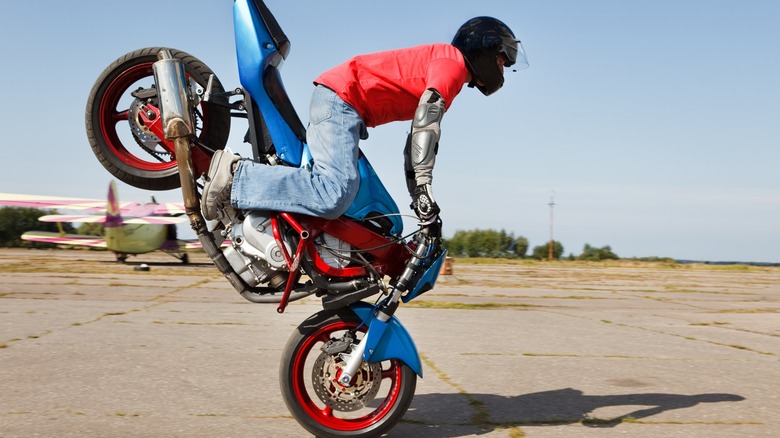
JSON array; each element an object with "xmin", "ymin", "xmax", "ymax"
[
  {"xmin": 423, "ymin": 216, "xmax": 443, "ymax": 239},
  {"xmin": 411, "ymin": 184, "xmax": 440, "ymax": 225}
]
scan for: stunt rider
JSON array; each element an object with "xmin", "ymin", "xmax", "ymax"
[{"xmin": 201, "ymin": 16, "xmax": 528, "ymax": 233}]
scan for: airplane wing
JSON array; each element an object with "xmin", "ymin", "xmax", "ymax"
[
  {"xmin": 124, "ymin": 216, "xmax": 188, "ymax": 225},
  {"xmin": 0, "ymin": 193, "xmax": 119, "ymax": 211},
  {"xmin": 36, "ymin": 214, "xmax": 187, "ymax": 225},
  {"xmin": 0, "ymin": 193, "xmax": 185, "ymax": 215},
  {"xmin": 148, "ymin": 203, "xmax": 186, "ymax": 215},
  {"xmin": 181, "ymin": 240, "xmax": 207, "ymax": 250},
  {"xmin": 21, "ymin": 231, "xmax": 107, "ymax": 248},
  {"xmin": 159, "ymin": 239, "xmax": 232, "ymax": 250}
]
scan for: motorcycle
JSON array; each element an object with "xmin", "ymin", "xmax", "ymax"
[{"xmin": 85, "ymin": 0, "xmax": 447, "ymax": 436}]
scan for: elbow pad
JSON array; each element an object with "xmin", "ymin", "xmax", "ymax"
[{"xmin": 407, "ymin": 88, "xmax": 445, "ymax": 187}]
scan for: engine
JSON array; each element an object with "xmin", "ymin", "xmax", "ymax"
[
  {"xmin": 222, "ymin": 212, "xmax": 290, "ymax": 288},
  {"xmin": 221, "ymin": 212, "xmax": 353, "ymax": 289}
]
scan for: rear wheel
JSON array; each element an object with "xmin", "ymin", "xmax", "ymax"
[
  {"xmin": 280, "ymin": 308, "xmax": 417, "ymax": 437},
  {"xmin": 85, "ymin": 47, "xmax": 231, "ymax": 191}
]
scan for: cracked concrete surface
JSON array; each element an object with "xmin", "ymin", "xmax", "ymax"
[{"xmin": 1, "ymin": 249, "xmax": 778, "ymax": 437}]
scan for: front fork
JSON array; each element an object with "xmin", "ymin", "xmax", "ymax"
[{"xmin": 337, "ymin": 234, "xmax": 432, "ymax": 383}]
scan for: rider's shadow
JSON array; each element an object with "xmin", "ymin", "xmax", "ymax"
[{"xmin": 396, "ymin": 388, "xmax": 744, "ymax": 437}]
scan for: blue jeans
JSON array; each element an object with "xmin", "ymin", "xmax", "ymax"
[{"xmin": 231, "ymin": 85, "xmax": 367, "ymax": 219}]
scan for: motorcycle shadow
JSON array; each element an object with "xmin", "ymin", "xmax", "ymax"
[{"xmin": 395, "ymin": 387, "xmax": 744, "ymax": 437}]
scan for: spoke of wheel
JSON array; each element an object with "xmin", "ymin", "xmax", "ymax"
[
  {"xmin": 112, "ymin": 109, "xmax": 129, "ymax": 123},
  {"xmin": 381, "ymin": 363, "xmax": 396, "ymax": 380},
  {"xmin": 322, "ymin": 405, "xmax": 335, "ymax": 419},
  {"xmin": 315, "ymin": 331, "xmax": 336, "ymax": 344}
]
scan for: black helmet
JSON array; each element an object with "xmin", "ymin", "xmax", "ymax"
[{"xmin": 452, "ymin": 16, "xmax": 527, "ymax": 95}]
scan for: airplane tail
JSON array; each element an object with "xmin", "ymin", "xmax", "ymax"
[{"xmin": 105, "ymin": 181, "xmax": 123, "ymax": 227}]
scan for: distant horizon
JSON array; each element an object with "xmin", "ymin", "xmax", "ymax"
[
  {"xmin": 1, "ymin": 233, "xmax": 777, "ymax": 267},
  {"xmin": 1, "ymin": 202, "xmax": 778, "ymax": 265}
]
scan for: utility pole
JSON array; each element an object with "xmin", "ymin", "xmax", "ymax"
[{"xmin": 548, "ymin": 195, "xmax": 555, "ymax": 261}]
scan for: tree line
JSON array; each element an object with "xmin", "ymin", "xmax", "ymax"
[
  {"xmin": 443, "ymin": 228, "xmax": 619, "ymax": 261},
  {"xmin": 0, "ymin": 207, "xmax": 100, "ymax": 248},
  {"xmin": 2, "ymin": 208, "xmax": 620, "ymax": 261}
]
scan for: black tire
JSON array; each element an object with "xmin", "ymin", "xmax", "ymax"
[
  {"xmin": 280, "ymin": 308, "xmax": 417, "ymax": 438},
  {"xmin": 85, "ymin": 47, "xmax": 231, "ymax": 191}
]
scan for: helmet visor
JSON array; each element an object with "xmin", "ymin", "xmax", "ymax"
[{"xmin": 503, "ymin": 40, "xmax": 529, "ymax": 70}]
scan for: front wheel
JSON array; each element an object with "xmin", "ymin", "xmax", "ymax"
[{"xmin": 280, "ymin": 308, "xmax": 417, "ymax": 438}]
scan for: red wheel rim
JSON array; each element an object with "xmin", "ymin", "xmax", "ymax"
[
  {"xmin": 97, "ymin": 61, "xmax": 213, "ymax": 172},
  {"xmin": 290, "ymin": 320, "xmax": 405, "ymax": 431}
]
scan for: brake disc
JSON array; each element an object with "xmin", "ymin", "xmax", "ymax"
[
  {"xmin": 127, "ymin": 99, "xmax": 168, "ymax": 158},
  {"xmin": 127, "ymin": 87, "xmax": 204, "ymax": 160},
  {"xmin": 311, "ymin": 350, "xmax": 382, "ymax": 412}
]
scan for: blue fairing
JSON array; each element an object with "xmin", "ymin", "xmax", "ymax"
[
  {"xmin": 350, "ymin": 302, "xmax": 423, "ymax": 377},
  {"xmin": 402, "ymin": 249, "xmax": 448, "ymax": 303},
  {"xmin": 233, "ymin": 0, "xmax": 303, "ymax": 166},
  {"xmin": 345, "ymin": 156, "xmax": 403, "ymax": 236}
]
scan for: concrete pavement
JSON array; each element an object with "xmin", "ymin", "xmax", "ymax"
[{"xmin": 1, "ymin": 249, "xmax": 778, "ymax": 437}]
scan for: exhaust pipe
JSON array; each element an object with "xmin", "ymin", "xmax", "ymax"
[{"xmin": 152, "ymin": 50, "xmax": 313, "ymax": 304}]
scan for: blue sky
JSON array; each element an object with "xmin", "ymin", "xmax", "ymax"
[{"xmin": 1, "ymin": 1, "xmax": 778, "ymax": 262}]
